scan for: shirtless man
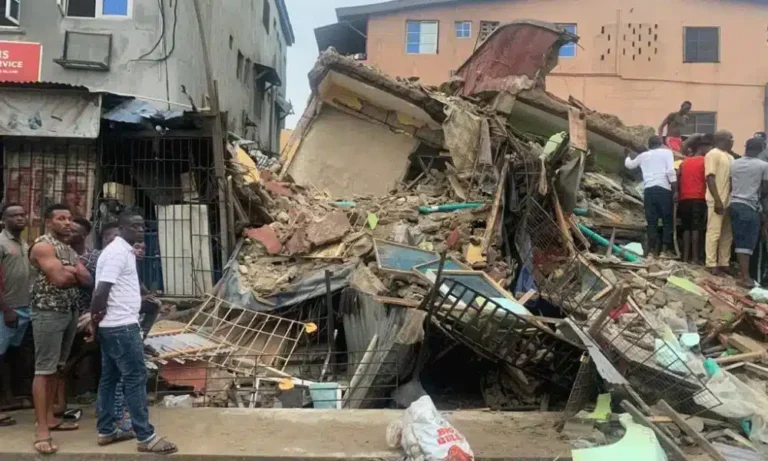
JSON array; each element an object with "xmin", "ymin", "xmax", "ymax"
[{"xmin": 659, "ymin": 101, "xmax": 692, "ymax": 153}]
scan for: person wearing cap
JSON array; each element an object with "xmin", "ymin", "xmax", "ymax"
[{"xmin": 730, "ymin": 137, "xmax": 768, "ymax": 287}]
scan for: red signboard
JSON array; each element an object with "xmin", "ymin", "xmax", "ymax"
[{"xmin": 0, "ymin": 41, "xmax": 42, "ymax": 83}]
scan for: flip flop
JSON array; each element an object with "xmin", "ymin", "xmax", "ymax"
[
  {"xmin": 34, "ymin": 438, "xmax": 58, "ymax": 455},
  {"xmin": 53, "ymin": 408, "xmax": 82, "ymax": 423},
  {"xmin": 0, "ymin": 415, "xmax": 16, "ymax": 427},
  {"xmin": 98, "ymin": 429, "xmax": 136, "ymax": 446},
  {"xmin": 49, "ymin": 421, "xmax": 79, "ymax": 431}
]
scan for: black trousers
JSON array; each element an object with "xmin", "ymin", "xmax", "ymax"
[{"xmin": 644, "ymin": 186, "xmax": 674, "ymax": 252}]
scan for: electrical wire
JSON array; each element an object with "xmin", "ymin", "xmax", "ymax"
[
  {"xmin": 143, "ymin": 0, "xmax": 178, "ymax": 63},
  {"xmin": 130, "ymin": 0, "xmax": 165, "ymax": 62}
]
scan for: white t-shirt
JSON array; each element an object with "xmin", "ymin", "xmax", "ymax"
[
  {"xmin": 624, "ymin": 147, "xmax": 677, "ymax": 190},
  {"xmin": 95, "ymin": 236, "xmax": 142, "ymax": 328}
]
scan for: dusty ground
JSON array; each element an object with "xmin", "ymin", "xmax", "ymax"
[{"xmin": 0, "ymin": 407, "xmax": 573, "ymax": 460}]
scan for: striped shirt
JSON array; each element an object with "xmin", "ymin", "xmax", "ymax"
[{"xmin": 95, "ymin": 236, "xmax": 141, "ymax": 328}]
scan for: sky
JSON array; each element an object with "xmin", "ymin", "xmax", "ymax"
[{"xmin": 284, "ymin": 0, "xmax": 384, "ymax": 128}]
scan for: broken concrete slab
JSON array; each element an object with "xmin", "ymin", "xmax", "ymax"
[
  {"xmin": 245, "ymin": 225, "xmax": 282, "ymax": 255},
  {"xmin": 306, "ymin": 211, "xmax": 351, "ymax": 247}
]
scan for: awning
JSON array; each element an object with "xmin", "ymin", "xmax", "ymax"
[
  {"xmin": 102, "ymin": 98, "xmax": 183, "ymax": 125},
  {"xmin": 275, "ymin": 94, "xmax": 293, "ymax": 120},
  {"xmin": 254, "ymin": 63, "xmax": 282, "ymax": 87},
  {"xmin": 314, "ymin": 20, "xmax": 367, "ymax": 55},
  {"xmin": 0, "ymin": 86, "xmax": 101, "ymax": 138}
]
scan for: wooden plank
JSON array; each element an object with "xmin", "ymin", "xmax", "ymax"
[
  {"xmin": 551, "ymin": 181, "xmax": 575, "ymax": 256},
  {"xmin": 588, "ymin": 284, "xmax": 630, "ymax": 336},
  {"xmin": 714, "ymin": 351, "xmax": 765, "ymax": 365},
  {"xmin": 568, "ymin": 215, "xmax": 591, "ymax": 250},
  {"xmin": 480, "ymin": 158, "xmax": 509, "ymax": 256},
  {"xmin": 744, "ymin": 362, "xmax": 768, "ymax": 379},
  {"xmin": 516, "ymin": 289, "xmax": 537, "ymax": 305},
  {"xmin": 726, "ymin": 333, "xmax": 767, "ymax": 353},
  {"xmin": 657, "ymin": 400, "xmax": 727, "ymax": 461}
]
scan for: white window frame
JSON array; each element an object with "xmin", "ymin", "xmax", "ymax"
[
  {"xmin": 4, "ymin": 0, "xmax": 20, "ymax": 25},
  {"xmin": 57, "ymin": 0, "xmax": 67, "ymax": 15},
  {"xmin": 405, "ymin": 20, "xmax": 439, "ymax": 55},
  {"xmin": 67, "ymin": 0, "xmax": 133, "ymax": 19},
  {"xmin": 455, "ymin": 21, "xmax": 471, "ymax": 39}
]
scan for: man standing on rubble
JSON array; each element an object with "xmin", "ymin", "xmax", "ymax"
[
  {"xmin": 678, "ymin": 134, "xmax": 713, "ymax": 264},
  {"xmin": 658, "ymin": 101, "xmax": 692, "ymax": 153},
  {"xmin": 91, "ymin": 211, "xmax": 177, "ymax": 455},
  {"xmin": 704, "ymin": 130, "xmax": 735, "ymax": 274},
  {"xmin": 729, "ymin": 137, "xmax": 768, "ymax": 287},
  {"xmin": 625, "ymin": 136, "xmax": 678, "ymax": 258}
]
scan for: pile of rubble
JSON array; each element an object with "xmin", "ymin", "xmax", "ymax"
[{"xmin": 146, "ymin": 21, "xmax": 768, "ymax": 460}]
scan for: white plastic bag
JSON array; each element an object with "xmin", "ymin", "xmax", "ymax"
[
  {"xmin": 386, "ymin": 396, "xmax": 474, "ymax": 461},
  {"xmin": 162, "ymin": 394, "xmax": 193, "ymax": 408}
]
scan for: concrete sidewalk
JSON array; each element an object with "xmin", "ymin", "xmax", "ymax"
[{"xmin": 0, "ymin": 407, "xmax": 573, "ymax": 460}]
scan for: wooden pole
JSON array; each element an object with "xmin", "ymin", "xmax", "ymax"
[
  {"xmin": 192, "ymin": 0, "xmax": 232, "ymax": 261},
  {"xmin": 620, "ymin": 400, "xmax": 690, "ymax": 461},
  {"xmin": 657, "ymin": 400, "xmax": 727, "ymax": 461}
]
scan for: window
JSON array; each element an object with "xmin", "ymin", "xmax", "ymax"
[
  {"xmin": 557, "ymin": 24, "xmax": 577, "ymax": 58},
  {"xmin": 57, "ymin": 0, "xmax": 67, "ymax": 15},
  {"xmin": 684, "ymin": 27, "xmax": 719, "ymax": 63},
  {"xmin": 262, "ymin": 0, "xmax": 270, "ymax": 33},
  {"xmin": 0, "ymin": 0, "xmax": 20, "ymax": 26},
  {"xmin": 455, "ymin": 21, "xmax": 471, "ymax": 38},
  {"xmin": 236, "ymin": 51, "xmax": 244, "ymax": 79},
  {"xmin": 67, "ymin": 0, "xmax": 132, "ymax": 18},
  {"xmin": 406, "ymin": 20, "xmax": 438, "ymax": 54},
  {"xmin": 682, "ymin": 112, "xmax": 717, "ymax": 135}
]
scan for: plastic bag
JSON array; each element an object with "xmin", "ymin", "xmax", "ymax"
[
  {"xmin": 386, "ymin": 396, "xmax": 474, "ymax": 461},
  {"xmin": 162, "ymin": 395, "xmax": 193, "ymax": 408}
]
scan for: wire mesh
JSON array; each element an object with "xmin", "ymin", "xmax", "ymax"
[
  {"xmin": 429, "ymin": 277, "xmax": 585, "ymax": 392},
  {"xmin": 517, "ymin": 195, "xmax": 722, "ymax": 416},
  {"xmin": 149, "ymin": 350, "xmax": 399, "ymax": 409}
]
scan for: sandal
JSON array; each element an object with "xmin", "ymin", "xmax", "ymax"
[
  {"xmin": 138, "ymin": 436, "xmax": 178, "ymax": 455},
  {"xmin": 54, "ymin": 408, "xmax": 83, "ymax": 423},
  {"xmin": 98, "ymin": 429, "xmax": 136, "ymax": 446},
  {"xmin": 34, "ymin": 438, "xmax": 58, "ymax": 455},
  {"xmin": 49, "ymin": 420, "xmax": 79, "ymax": 431},
  {"xmin": 0, "ymin": 414, "xmax": 16, "ymax": 427}
]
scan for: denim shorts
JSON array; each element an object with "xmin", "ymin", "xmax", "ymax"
[
  {"xmin": 31, "ymin": 309, "xmax": 78, "ymax": 375},
  {"xmin": 0, "ymin": 306, "xmax": 30, "ymax": 355},
  {"xmin": 731, "ymin": 202, "xmax": 760, "ymax": 255}
]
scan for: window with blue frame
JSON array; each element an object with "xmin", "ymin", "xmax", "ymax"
[
  {"xmin": 455, "ymin": 21, "xmax": 471, "ymax": 38},
  {"xmin": 558, "ymin": 24, "xmax": 577, "ymax": 58},
  {"xmin": 406, "ymin": 20, "xmax": 439, "ymax": 54}
]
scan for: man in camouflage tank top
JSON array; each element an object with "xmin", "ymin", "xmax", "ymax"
[{"xmin": 28, "ymin": 204, "xmax": 91, "ymax": 455}]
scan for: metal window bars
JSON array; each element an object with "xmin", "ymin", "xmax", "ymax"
[
  {"xmin": 518, "ymin": 196, "xmax": 722, "ymax": 416},
  {"xmin": 149, "ymin": 349, "xmax": 399, "ymax": 409},
  {"xmin": 148, "ymin": 295, "xmax": 311, "ymax": 374},
  {"xmin": 428, "ymin": 277, "xmax": 585, "ymax": 392}
]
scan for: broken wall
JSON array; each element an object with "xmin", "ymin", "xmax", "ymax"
[{"xmin": 287, "ymin": 106, "xmax": 416, "ymax": 197}]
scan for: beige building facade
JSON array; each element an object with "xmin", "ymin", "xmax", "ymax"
[{"xmin": 317, "ymin": 0, "xmax": 768, "ymax": 148}]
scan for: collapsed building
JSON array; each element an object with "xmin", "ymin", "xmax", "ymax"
[{"xmin": 145, "ymin": 20, "xmax": 768, "ymax": 459}]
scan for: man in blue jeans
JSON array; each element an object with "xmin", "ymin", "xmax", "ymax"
[
  {"xmin": 730, "ymin": 137, "xmax": 768, "ymax": 287},
  {"xmin": 0, "ymin": 204, "xmax": 30, "ymax": 427},
  {"xmin": 91, "ymin": 211, "xmax": 177, "ymax": 454},
  {"xmin": 625, "ymin": 136, "xmax": 678, "ymax": 257}
]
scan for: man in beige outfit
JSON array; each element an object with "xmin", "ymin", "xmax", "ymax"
[{"xmin": 704, "ymin": 130, "xmax": 735, "ymax": 274}]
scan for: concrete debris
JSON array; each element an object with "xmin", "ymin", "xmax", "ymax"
[{"xmin": 154, "ymin": 23, "xmax": 768, "ymax": 460}]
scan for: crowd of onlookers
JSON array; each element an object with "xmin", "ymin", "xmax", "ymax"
[
  {"xmin": 0, "ymin": 204, "xmax": 177, "ymax": 455},
  {"xmin": 627, "ymin": 100, "xmax": 768, "ymax": 287}
]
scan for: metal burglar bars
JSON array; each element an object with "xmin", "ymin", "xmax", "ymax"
[
  {"xmin": 520, "ymin": 197, "xmax": 722, "ymax": 416},
  {"xmin": 98, "ymin": 133, "xmax": 226, "ymax": 297},
  {"xmin": 2, "ymin": 139, "xmax": 98, "ymax": 244},
  {"xmin": 429, "ymin": 278, "xmax": 585, "ymax": 392},
  {"xmin": 149, "ymin": 350, "xmax": 399, "ymax": 409}
]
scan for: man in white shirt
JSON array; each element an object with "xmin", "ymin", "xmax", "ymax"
[
  {"xmin": 90, "ymin": 211, "xmax": 177, "ymax": 455},
  {"xmin": 625, "ymin": 135, "xmax": 679, "ymax": 257}
]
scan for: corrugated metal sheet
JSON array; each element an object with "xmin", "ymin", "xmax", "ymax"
[{"xmin": 0, "ymin": 81, "xmax": 90, "ymax": 91}]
